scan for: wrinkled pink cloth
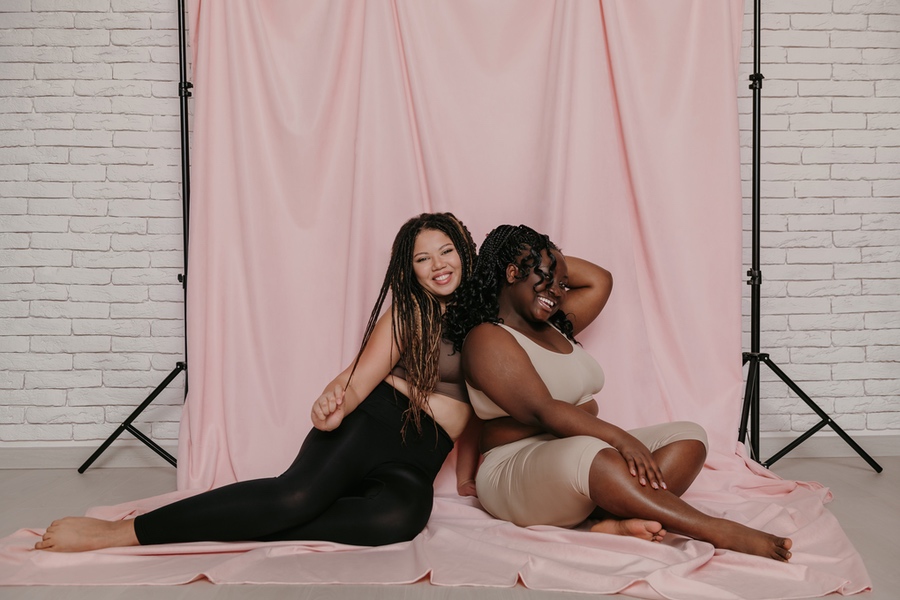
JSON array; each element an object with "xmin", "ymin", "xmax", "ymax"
[
  {"xmin": 0, "ymin": 1, "xmax": 870, "ymax": 597},
  {"xmin": 0, "ymin": 450, "xmax": 870, "ymax": 597}
]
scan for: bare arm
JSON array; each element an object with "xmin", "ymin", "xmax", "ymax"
[
  {"xmin": 311, "ymin": 308, "xmax": 401, "ymax": 431},
  {"xmin": 562, "ymin": 257, "xmax": 612, "ymax": 336},
  {"xmin": 481, "ymin": 401, "xmax": 598, "ymax": 450},
  {"xmin": 463, "ymin": 324, "xmax": 666, "ymax": 490},
  {"xmin": 454, "ymin": 416, "xmax": 482, "ymax": 497}
]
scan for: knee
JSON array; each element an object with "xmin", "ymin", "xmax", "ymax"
[
  {"xmin": 381, "ymin": 496, "xmax": 433, "ymax": 544},
  {"xmin": 672, "ymin": 421, "xmax": 708, "ymax": 456},
  {"xmin": 363, "ymin": 467, "xmax": 435, "ymax": 545},
  {"xmin": 589, "ymin": 447, "xmax": 634, "ymax": 485}
]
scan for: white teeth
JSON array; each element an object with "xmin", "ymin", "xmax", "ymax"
[
  {"xmin": 538, "ymin": 297, "xmax": 555, "ymax": 309},
  {"xmin": 434, "ymin": 273, "xmax": 451, "ymax": 283}
]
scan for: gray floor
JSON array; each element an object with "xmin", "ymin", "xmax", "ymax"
[{"xmin": 0, "ymin": 456, "xmax": 895, "ymax": 599}]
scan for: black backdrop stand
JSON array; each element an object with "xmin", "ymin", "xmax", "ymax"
[
  {"xmin": 79, "ymin": 0, "xmax": 191, "ymax": 472},
  {"xmin": 737, "ymin": 0, "xmax": 882, "ymax": 473}
]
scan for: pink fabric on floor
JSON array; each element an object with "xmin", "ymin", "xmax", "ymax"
[
  {"xmin": 0, "ymin": 1, "xmax": 871, "ymax": 597},
  {"xmin": 0, "ymin": 458, "xmax": 870, "ymax": 597}
]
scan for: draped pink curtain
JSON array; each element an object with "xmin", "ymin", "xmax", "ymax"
[{"xmin": 181, "ymin": 0, "xmax": 747, "ymax": 490}]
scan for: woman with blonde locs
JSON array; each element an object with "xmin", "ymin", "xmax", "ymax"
[
  {"xmin": 444, "ymin": 224, "xmax": 793, "ymax": 561},
  {"xmin": 36, "ymin": 212, "xmax": 479, "ymax": 552}
]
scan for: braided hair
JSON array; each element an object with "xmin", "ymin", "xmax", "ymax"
[
  {"xmin": 445, "ymin": 224, "xmax": 575, "ymax": 352},
  {"xmin": 349, "ymin": 212, "xmax": 476, "ymax": 435}
]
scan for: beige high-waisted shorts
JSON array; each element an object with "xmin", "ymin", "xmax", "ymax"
[{"xmin": 475, "ymin": 421, "xmax": 708, "ymax": 528}]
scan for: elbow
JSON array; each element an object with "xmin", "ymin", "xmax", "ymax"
[
  {"xmin": 599, "ymin": 267, "xmax": 613, "ymax": 291},
  {"xmin": 528, "ymin": 402, "xmax": 565, "ymax": 433}
]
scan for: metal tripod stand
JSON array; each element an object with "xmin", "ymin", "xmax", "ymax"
[
  {"xmin": 79, "ymin": 0, "xmax": 192, "ymax": 472},
  {"xmin": 737, "ymin": 0, "xmax": 882, "ymax": 474}
]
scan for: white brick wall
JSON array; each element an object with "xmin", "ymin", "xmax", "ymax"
[
  {"xmin": 740, "ymin": 0, "xmax": 900, "ymax": 444},
  {"xmin": 0, "ymin": 1, "xmax": 897, "ymax": 463},
  {"xmin": 0, "ymin": 0, "xmax": 185, "ymax": 456}
]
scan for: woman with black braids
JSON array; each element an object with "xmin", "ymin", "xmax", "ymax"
[
  {"xmin": 37, "ymin": 213, "xmax": 479, "ymax": 552},
  {"xmin": 445, "ymin": 224, "xmax": 793, "ymax": 562}
]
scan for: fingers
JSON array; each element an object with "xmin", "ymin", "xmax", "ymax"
[
  {"xmin": 311, "ymin": 385, "xmax": 345, "ymax": 421},
  {"xmin": 643, "ymin": 458, "xmax": 665, "ymax": 490},
  {"xmin": 34, "ymin": 529, "xmax": 54, "ymax": 550},
  {"xmin": 329, "ymin": 383, "xmax": 344, "ymax": 405},
  {"xmin": 626, "ymin": 453, "xmax": 666, "ymax": 490},
  {"xmin": 625, "ymin": 456, "xmax": 637, "ymax": 479}
]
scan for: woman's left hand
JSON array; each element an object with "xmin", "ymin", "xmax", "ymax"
[{"xmin": 613, "ymin": 433, "xmax": 666, "ymax": 490}]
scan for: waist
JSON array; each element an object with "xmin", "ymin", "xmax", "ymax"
[
  {"xmin": 383, "ymin": 376, "xmax": 471, "ymax": 440},
  {"xmin": 481, "ymin": 417, "xmax": 545, "ymax": 452},
  {"xmin": 480, "ymin": 399, "xmax": 600, "ymax": 452},
  {"xmin": 359, "ymin": 382, "xmax": 454, "ymax": 449}
]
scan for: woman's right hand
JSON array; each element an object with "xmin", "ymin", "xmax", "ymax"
[
  {"xmin": 612, "ymin": 432, "xmax": 666, "ymax": 490},
  {"xmin": 311, "ymin": 383, "xmax": 346, "ymax": 431}
]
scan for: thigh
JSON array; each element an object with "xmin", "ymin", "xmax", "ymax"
[
  {"xmin": 272, "ymin": 407, "xmax": 392, "ymax": 506},
  {"xmin": 477, "ymin": 435, "xmax": 609, "ymax": 528},
  {"xmin": 628, "ymin": 421, "xmax": 708, "ymax": 452},
  {"xmin": 260, "ymin": 462, "xmax": 435, "ymax": 546}
]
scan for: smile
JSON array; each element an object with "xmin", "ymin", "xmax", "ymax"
[
  {"xmin": 537, "ymin": 296, "xmax": 556, "ymax": 310},
  {"xmin": 434, "ymin": 273, "xmax": 452, "ymax": 284}
]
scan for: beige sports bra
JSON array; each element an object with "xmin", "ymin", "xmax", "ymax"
[{"xmin": 467, "ymin": 323, "xmax": 605, "ymax": 420}]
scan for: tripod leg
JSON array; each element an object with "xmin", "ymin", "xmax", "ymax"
[
  {"xmin": 78, "ymin": 363, "xmax": 185, "ymax": 473},
  {"xmin": 739, "ymin": 355, "xmax": 761, "ymax": 462},
  {"xmin": 761, "ymin": 357, "xmax": 882, "ymax": 473}
]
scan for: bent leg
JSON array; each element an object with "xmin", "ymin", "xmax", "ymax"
[
  {"xmin": 651, "ymin": 440, "xmax": 706, "ymax": 497},
  {"xmin": 259, "ymin": 462, "xmax": 434, "ymax": 546},
  {"xmin": 629, "ymin": 421, "xmax": 708, "ymax": 496},
  {"xmin": 589, "ymin": 448, "xmax": 792, "ymax": 561},
  {"xmin": 477, "ymin": 435, "xmax": 664, "ymax": 541}
]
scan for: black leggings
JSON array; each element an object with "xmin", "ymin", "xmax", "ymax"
[{"xmin": 132, "ymin": 383, "xmax": 454, "ymax": 547}]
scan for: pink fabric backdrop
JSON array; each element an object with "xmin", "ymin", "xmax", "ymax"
[
  {"xmin": 0, "ymin": 1, "xmax": 870, "ymax": 597},
  {"xmin": 180, "ymin": 0, "xmax": 750, "ymax": 490}
]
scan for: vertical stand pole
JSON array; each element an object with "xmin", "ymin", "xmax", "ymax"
[
  {"xmin": 737, "ymin": 0, "xmax": 881, "ymax": 473},
  {"xmin": 78, "ymin": 0, "xmax": 191, "ymax": 472}
]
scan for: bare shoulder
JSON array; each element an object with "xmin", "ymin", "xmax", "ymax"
[
  {"xmin": 462, "ymin": 323, "xmax": 528, "ymax": 377},
  {"xmin": 463, "ymin": 322, "xmax": 514, "ymax": 350}
]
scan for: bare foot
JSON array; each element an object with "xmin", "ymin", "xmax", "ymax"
[
  {"xmin": 590, "ymin": 518, "xmax": 667, "ymax": 543},
  {"xmin": 33, "ymin": 517, "xmax": 139, "ymax": 552},
  {"xmin": 708, "ymin": 519, "xmax": 793, "ymax": 562}
]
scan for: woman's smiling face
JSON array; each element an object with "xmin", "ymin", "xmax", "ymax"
[
  {"xmin": 507, "ymin": 248, "xmax": 569, "ymax": 322},
  {"xmin": 412, "ymin": 228, "xmax": 462, "ymax": 301}
]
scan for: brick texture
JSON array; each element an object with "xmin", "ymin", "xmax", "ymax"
[{"xmin": 0, "ymin": 1, "xmax": 185, "ymax": 449}]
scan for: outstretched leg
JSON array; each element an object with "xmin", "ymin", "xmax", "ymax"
[
  {"xmin": 588, "ymin": 448, "xmax": 792, "ymax": 561},
  {"xmin": 36, "ymin": 403, "xmax": 424, "ymax": 552}
]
